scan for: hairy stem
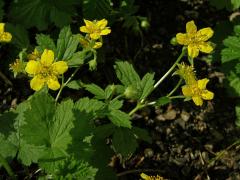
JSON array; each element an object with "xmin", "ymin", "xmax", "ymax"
[{"xmin": 0, "ymin": 154, "xmax": 15, "ymax": 179}]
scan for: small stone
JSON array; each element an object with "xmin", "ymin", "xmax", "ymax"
[
  {"xmin": 181, "ymin": 110, "xmax": 190, "ymax": 122},
  {"xmin": 144, "ymin": 148, "xmax": 154, "ymax": 158}
]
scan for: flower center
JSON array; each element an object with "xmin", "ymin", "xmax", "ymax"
[{"xmin": 38, "ymin": 64, "xmax": 55, "ymax": 79}]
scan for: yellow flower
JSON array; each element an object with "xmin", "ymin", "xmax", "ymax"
[
  {"xmin": 28, "ymin": 48, "xmax": 41, "ymax": 60},
  {"xmin": 176, "ymin": 20, "xmax": 214, "ymax": 58},
  {"xmin": 140, "ymin": 173, "xmax": 164, "ymax": 180},
  {"xmin": 182, "ymin": 78, "xmax": 214, "ymax": 106},
  {"xmin": 176, "ymin": 63, "xmax": 197, "ymax": 85},
  {"xmin": 25, "ymin": 49, "xmax": 68, "ymax": 91},
  {"xmin": 79, "ymin": 36, "xmax": 102, "ymax": 49},
  {"xmin": 9, "ymin": 59, "xmax": 25, "ymax": 77},
  {"xmin": 80, "ymin": 19, "xmax": 111, "ymax": 40},
  {"xmin": 0, "ymin": 23, "xmax": 12, "ymax": 43}
]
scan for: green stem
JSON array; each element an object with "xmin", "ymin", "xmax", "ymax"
[
  {"xmin": 0, "ymin": 154, "xmax": 15, "ymax": 179},
  {"xmin": 153, "ymin": 49, "xmax": 186, "ymax": 89},
  {"xmin": 167, "ymin": 78, "xmax": 183, "ymax": 97},
  {"xmin": 55, "ymin": 67, "xmax": 81, "ymax": 103},
  {"xmin": 128, "ymin": 103, "xmax": 146, "ymax": 116},
  {"xmin": 169, "ymin": 95, "xmax": 185, "ymax": 99}
]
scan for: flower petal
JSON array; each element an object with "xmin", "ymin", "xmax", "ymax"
[
  {"xmin": 25, "ymin": 60, "xmax": 40, "ymax": 75},
  {"xmin": 176, "ymin": 33, "xmax": 189, "ymax": 45},
  {"xmin": 188, "ymin": 44, "xmax": 199, "ymax": 58},
  {"xmin": 197, "ymin": 27, "xmax": 214, "ymax": 41},
  {"xmin": 96, "ymin": 19, "xmax": 108, "ymax": 29},
  {"xmin": 30, "ymin": 76, "xmax": 45, "ymax": 91},
  {"xmin": 90, "ymin": 33, "xmax": 101, "ymax": 40},
  {"xmin": 186, "ymin": 20, "xmax": 197, "ymax": 35},
  {"xmin": 84, "ymin": 19, "xmax": 94, "ymax": 27},
  {"xmin": 80, "ymin": 26, "xmax": 89, "ymax": 33},
  {"xmin": 192, "ymin": 96, "xmax": 203, "ymax": 106},
  {"xmin": 182, "ymin": 85, "xmax": 193, "ymax": 97},
  {"xmin": 93, "ymin": 41, "xmax": 102, "ymax": 49},
  {"xmin": 41, "ymin": 49, "xmax": 54, "ymax": 66},
  {"xmin": 201, "ymin": 90, "xmax": 214, "ymax": 100},
  {"xmin": 0, "ymin": 32, "xmax": 12, "ymax": 42},
  {"xmin": 52, "ymin": 61, "xmax": 68, "ymax": 74},
  {"xmin": 0, "ymin": 23, "xmax": 5, "ymax": 33},
  {"xmin": 199, "ymin": 42, "xmax": 213, "ymax": 53},
  {"xmin": 197, "ymin": 78, "xmax": 209, "ymax": 90},
  {"xmin": 47, "ymin": 77, "xmax": 60, "ymax": 90},
  {"xmin": 100, "ymin": 28, "xmax": 111, "ymax": 35},
  {"xmin": 140, "ymin": 173, "xmax": 150, "ymax": 180}
]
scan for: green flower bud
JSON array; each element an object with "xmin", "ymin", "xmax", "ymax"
[
  {"xmin": 89, "ymin": 59, "xmax": 97, "ymax": 71},
  {"xmin": 170, "ymin": 37, "xmax": 178, "ymax": 46},
  {"xmin": 124, "ymin": 86, "xmax": 139, "ymax": 99}
]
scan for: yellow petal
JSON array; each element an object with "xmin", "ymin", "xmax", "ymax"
[
  {"xmin": 52, "ymin": 61, "xmax": 68, "ymax": 74},
  {"xmin": 197, "ymin": 27, "xmax": 214, "ymax": 41},
  {"xmin": 30, "ymin": 76, "xmax": 45, "ymax": 91},
  {"xmin": 140, "ymin": 173, "xmax": 150, "ymax": 180},
  {"xmin": 84, "ymin": 19, "xmax": 94, "ymax": 27},
  {"xmin": 100, "ymin": 28, "xmax": 111, "ymax": 35},
  {"xmin": 96, "ymin": 19, "xmax": 108, "ymax": 29},
  {"xmin": 199, "ymin": 42, "xmax": 213, "ymax": 53},
  {"xmin": 176, "ymin": 33, "xmax": 189, "ymax": 45},
  {"xmin": 80, "ymin": 26, "xmax": 89, "ymax": 33},
  {"xmin": 0, "ymin": 23, "xmax": 5, "ymax": 33},
  {"xmin": 90, "ymin": 33, "xmax": 101, "ymax": 40},
  {"xmin": 25, "ymin": 60, "xmax": 40, "ymax": 75},
  {"xmin": 192, "ymin": 96, "xmax": 203, "ymax": 106},
  {"xmin": 47, "ymin": 78, "xmax": 60, "ymax": 90},
  {"xmin": 0, "ymin": 32, "xmax": 12, "ymax": 42},
  {"xmin": 41, "ymin": 49, "xmax": 54, "ymax": 66},
  {"xmin": 188, "ymin": 44, "xmax": 199, "ymax": 58},
  {"xmin": 186, "ymin": 20, "xmax": 197, "ymax": 35},
  {"xmin": 93, "ymin": 41, "xmax": 102, "ymax": 49},
  {"xmin": 201, "ymin": 90, "xmax": 214, "ymax": 100},
  {"xmin": 197, "ymin": 78, "xmax": 209, "ymax": 90},
  {"xmin": 182, "ymin": 85, "xmax": 193, "ymax": 97}
]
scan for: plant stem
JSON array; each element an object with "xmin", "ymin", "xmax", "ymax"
[
  {"xmin": 0, "ymin": 154, "xmax": 15, "ymax": 179},
  {"xmin": 167, "ymin": 78, "xmax": 183, "ymax": 97},
  {"xmin": 169, "ymin": 95, "xmax": 185, "ymax": 99},
  {"xmin": 153, "ymin": 49, "xmax": 186, "ymax": 89},
  {"xmin": 128, "ymin": 103, "xmax": 146, "ymax": 116},
  {"xmin": 55, "ymin": 67, "xmax": 81, "ymax": 103}
]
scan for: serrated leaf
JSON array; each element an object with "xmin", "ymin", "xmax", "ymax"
[
  {"xmin": 112, "ymin": 127, "xmax": 137, "ymax": 157},
  {"xmin": 155, "ymin": 96, "xmax": 171, "ymax": 106},
  {"xmin": 66, "ymin": 80, "xmax": 83, "ymax": 90},
  {"xmin": 221, "ymin": 36, "xmax": 240, "ymax": 63},
  {"xmin": 139, "ymin": 73, "xmax": 155, "ymax": 100},
  {"xmin": 108, "ymin": 99, "xmax": 123, "ymax": 110},
  {"xmin": 21, "ymin": 93, "xmax": 76, "ymax": 173},
  {"xmin": 36, "ymin": 34, "xmax": 56, "ymax": 54},
  {"xmin": 235, "ymin": 105, "xmax": 240, "ymax": 127},
  {"xmin": 93, "ymin": 124, "xmax": 115, "ymax": 139},
  {"xmin": 6, "ymin": 23, "xmax": 29, "ymax": 49},
  {"xmin": 107, "ymin": 109, "xmax": 131, "ymax": 128},
  {"xmin": 9, "ymin": 0, "xmax": 79, "ymax": 30},
  {"xmin": 56, "ymin": 26, "xmax": 80, "ymax": 60},
  {"xmin": 85, "ymin": 84, "xmax": 106, "ymax": 99},
  {"xmin": 82, "ymin": 0, "xmax": 112, "ymax": 19},
  {"xmin": 114, "ymin": 61, "xmax": 141, "ymax": 86},
  {"xmin": 132, "ymin": 127, "xmax": 152, "ymax": 143},
  {"xmin": 67, "ymin": 51, "xmax": 89, "ymax": 67},
  {"xmin": 74, "ymin": 97, "xmax": 105, "ymax": 114}
]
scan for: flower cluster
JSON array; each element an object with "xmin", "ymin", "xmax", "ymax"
[
  {"xmin": 176, "ymin": 20, "xmax": 214, "ymax": 59},
  {"xmin": 0, "ymin": 23, "xmax": 12, "ymax": 43},
  {"xmin": 25, "ymin": 49, "xmax": 68, "ymax": 91},
  {"xmin": 176, "ymin": 63, "xmax": 214, "ymax": 106},
  {"xmin": 79, "ymin": 19, "xmax": 111, "ymax": 49}
]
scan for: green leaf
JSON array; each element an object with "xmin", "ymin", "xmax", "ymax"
[
  {"xmin": 6, "ymin": 23, "xmax": 29, "ymax": 49},
  {"xmin": 36, "ymin": 34, "xmax": 56, "ymax": 54},
  {"xmin": 235, "ymin": 104, "xmax": 240, "ymax": 127},
  {"xmin": 107, "ymin": 109, "xmax": 131, "ymax": 128},
  {"xmin": 231, "ymin": 0, "xmax": 240, "ymax": 10},
  {"xmin": 66, "ymin": 80, "xmax": 83, "ymax": 90},
  {"xmin": 139, "ymin": 73, "xmax": 155, "ymax": 100},
  {"xmin": 114, "ymin": 61, "xmax": 141, "ymax": 87},
  {"xmin": 67, "ymin": 51, "xmax": 89, "ymax": 67},
  {"xmin": 85, "ymin": 84, "xmax": 106, "ymax": 99},
  {"xmin": 209, "ymin": 0, "xmax": 232, "ymax": 10},
  {"xmin": 74, "ymin": 97, "xmax": 105, "ymax": 114},
  {"xmin": 9, "ymin": 0, "xmax": 79, "ymax": 30},
  {"xmin": 55, "ymin": 158, "xmax": 98, "ymax": 180},
  {"xmin": 155, "ymin": 96, "xmax": 171, "ymax": 106},
  {"xmin": 93, "ymin": 124, "xmax": 115, "ymax": 139},
  {"xmin": 108, "ymin": 99, "xmax": 123, "ymax": 110},
  {"xmin": 82, "ymin": 0, "xmax": 112, "ymax": 19},
  {"xmin": 132, "ymin": 127, "xmax": 152, "ymax": 143},
  {"xmin": 21, "ymin": 93, "xmax": 76, "ymax": 173},
  {"xmin": 112, "ymin": 127, "xmax": 138, "ymax": 157},
  {"xmin": 56, "ymin": 26, "xmax": 80, "ymax": 60},
  {"xmin": 221, "ymin": 36, "xmax": 240, "ymax": 63}
]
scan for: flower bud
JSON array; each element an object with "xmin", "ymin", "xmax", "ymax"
[{"xmin": 124, "ymin": 86, "xmax": 139, "ymax": 99}]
